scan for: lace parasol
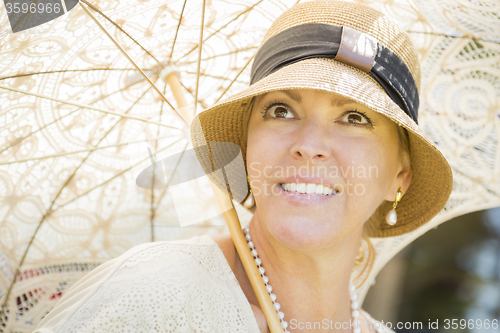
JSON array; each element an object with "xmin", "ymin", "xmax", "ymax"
[{"xmin": 0, "ymin": 0, "xmax": 498, "ymax": 331}]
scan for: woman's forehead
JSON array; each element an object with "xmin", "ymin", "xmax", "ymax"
[{"xmin": 256, "ymin": 89, "xmax": 362, "ymax": 106}]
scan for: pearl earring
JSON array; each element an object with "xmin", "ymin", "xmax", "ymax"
[
  {"xmin": 244, "ymin": 176, "xmax": 255, "ymax": 209},
  {"xmin": 244, "ymin": 193, "xmax": 254, "ymax": 208},
  {"xmin": 386, "ymin": 186, "xmax": 402, "ymax": 226}
]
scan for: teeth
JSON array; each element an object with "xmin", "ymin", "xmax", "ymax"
[
  {"xmin": 280, "ymin": 182, "xmax": 336, "ymax": 195},
  {"xmin": 323, "ymin": 186, "xmax": 330, "ymax": 196},
  {"xmin": 315, "ymin": 185, "xmax": 323, "ymax": 195}
]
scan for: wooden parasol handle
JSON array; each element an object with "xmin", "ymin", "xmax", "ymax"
[
  {"xmin": 165, "ymin": 72, "xmax": 284, "ymax": 333},
  {"xmin": 208, "ymin": 182, "xmax": 285, "ymax": 333},
  {"xmin": 224, "ymin": 208, "xmax": 286, "ymax": 333}
]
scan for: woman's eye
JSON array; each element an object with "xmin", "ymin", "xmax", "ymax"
[
  {"xmin": 343, "ymin": 112, "xmax": 370, "ymax": 125},
  {"xmin": 264, "ymin": 104, "xmax": 295, "ymax": 118}
]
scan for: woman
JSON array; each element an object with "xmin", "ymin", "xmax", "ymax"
[
  {"xmin": 209, "ymin": 88, "xmax": 413, "ymax": 333},
  {"xmin": 34, "ymin": 1, "xmax": 453, "ymax": 332}
]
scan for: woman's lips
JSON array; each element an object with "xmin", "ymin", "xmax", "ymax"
[{"xmin": 274, "ymin": 183, "xmax": 338, "ymax": 205}]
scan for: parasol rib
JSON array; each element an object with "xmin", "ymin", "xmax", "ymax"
[
  {"xmin": 168, "ymin": 0, "xmax": 188, "ymax": 63},
  {"xmin": 54, "ymin": 138, "xmax": 184, "ymax": 211},
  {"xmin": 0, "ymin": 108, "xmax": 81, "ymax": 155},
  {"xmin": 148, "ymin": 83, "xmax": 170, "ymax": 242},
  {"xmin": 0, "ymin": 68, "xmax": 138, "ymax": 81},
  {"xmin": 177, "ymin": 79, "xmax": 209, "ymax": 109},
  {"xmin": 193, "ymin": 0, "xmax": 207, "ymax": 115},
  {"xmin": 149, "ymin": 139, "xmax": 190, "ymax": 242},
  {"xmin": 178, "ymin": 46, "xmax": 258, "ymax": 64},
  {"xmin": 215, "ymin": 52, "xmax": 256, "ymax": 103},
  {"xmin": 78, "ymin": 2, "xmax": 188, "ymax": 124},
  {"xmin": 0, "ymin": 135, "xmax": 172, "ymax": 165},
  {"xmin": 178, "ymin": 0, "xmax": 265, "ymax": 60},
  {"xmin": 60, "ymin": 0, "xmax": 67, "ymax": 12},
  {"xmin": 0, "ymin": 85, "xmax": 178, "ymax": 129},
  {"xmin": 184, "ymin": 71, "xmax": 249, "ymax": 83},
  {"xmin": 80, "ymin": 0, "xmax": 164, "ymax": 66},
  {"xmin": 150, "ymin": 142, "xmax": 187, "ymax": 222},
  {"xmin": 0, "ymin": 78, "xmax": 160, "ymax": 155}
]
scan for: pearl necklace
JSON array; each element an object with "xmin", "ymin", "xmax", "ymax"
[{"xmin": 244, "ymin": 226, "xmax": 361, "ymax": 333}]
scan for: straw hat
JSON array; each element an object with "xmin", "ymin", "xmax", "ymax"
[{"xmin": 190, "ymin": 0, "xmax": 453, "ymax": 238}]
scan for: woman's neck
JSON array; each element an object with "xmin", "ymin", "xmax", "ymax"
[{"xmin": 242, "ymin": 213, "xmax": 364, "ymax": 332}]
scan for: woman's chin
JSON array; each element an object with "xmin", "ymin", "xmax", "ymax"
[
  {"xmin": 264, "ymin": 216, "xmax": 344, "ymax": 250},
  {"xmin": 258, "ymin": 199, "xmax": 336, "ymax": 223}
]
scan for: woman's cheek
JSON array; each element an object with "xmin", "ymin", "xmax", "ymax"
[
  {"xmin": 246, "ymin": 133, "xmax": 275, "ymax": 197},
  {"xmin": 339, "ymin": 142, "xmax": 388, "ymax": 207}
]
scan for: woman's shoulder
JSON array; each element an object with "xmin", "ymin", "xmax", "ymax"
[
  {"xmin": 118, "ymin": 234, "xmax": 224, "ymax": 262},
  {"xmin": 34, "ymin": 234, "xmax": 260, "ymax": 332},
  {"xmin": 359, "ymin": 308, "xmax": 396, "ymax": 333},
  {"xmin": 126, "ymin": 233, "xmax": 221, "ymax": 254},
  {"xmin": 119, "ymin": 234, "xmax": 236, "ymax": 278}
]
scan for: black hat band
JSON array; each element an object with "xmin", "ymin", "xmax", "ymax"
[{"xmin": 250, "ymin": 23, "xmax": 419, "ymax": 124}]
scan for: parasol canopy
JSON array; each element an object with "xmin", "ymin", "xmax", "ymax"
[{"xmin": 0, "ymin": 0, "xmax": 499, "ymax": 331}]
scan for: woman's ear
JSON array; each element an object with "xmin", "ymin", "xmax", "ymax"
[{"xmin": 384, "ymin": 148, "xmax": 412, "ymax": 201}]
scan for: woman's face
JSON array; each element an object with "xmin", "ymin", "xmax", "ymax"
[{"xmin": 246, "ymin": 89, "xmax": 411, "ymax": 249}]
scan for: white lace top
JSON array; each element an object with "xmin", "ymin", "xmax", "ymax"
[{"xmin": 33, "ymin": 235, "xmax": 395, "ymax": 333}]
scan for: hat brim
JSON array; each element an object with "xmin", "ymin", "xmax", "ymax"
[{"xmin": 191, "ymin": 57, "xmax": 453, "ymax": 237}]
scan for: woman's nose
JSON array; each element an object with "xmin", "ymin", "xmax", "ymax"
[{"xmin": 289, "ymin": 118, "xmax": 331, "ymax": 163}]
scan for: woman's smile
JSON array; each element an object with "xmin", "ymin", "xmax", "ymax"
[
  {"xmin": 279, "ymin": 182, "xmax": 338, "ymax": 195},
  {"xmin": 275, "ymin": 181, "xmax": 339, "ymax": 205}
]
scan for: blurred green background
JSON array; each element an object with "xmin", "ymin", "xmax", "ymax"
[{"xmin": 364, "ymin": 208, "xmax": 500, "ymax": 333}]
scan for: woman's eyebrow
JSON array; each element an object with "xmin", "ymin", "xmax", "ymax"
[
  {"xmin": 282, "ymin": 90, "xmax": 302, "ymax": 103},
  {"xmin": 331, "ymin": 99, "xmax": 357, "ymax": 107}
]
